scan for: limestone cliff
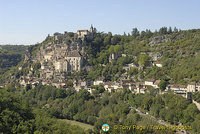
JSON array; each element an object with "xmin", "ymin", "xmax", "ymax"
[{"xmin": 20, "ymin": 26, "xmax": 95, "ymax": 87}]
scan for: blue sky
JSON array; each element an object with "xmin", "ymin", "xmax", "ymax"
[{"xmin": 0, "ymin": 0, "xmax": 200, "ymax": 45}]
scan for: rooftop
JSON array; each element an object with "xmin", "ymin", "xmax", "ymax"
[
  {"xmin": 96, "ymin": 76, "xmax": 105, "ymax": 81},
  {"xmin": 145, "ymin": 78, "xmax": 155, "ymax": 82},
  {"xmin": 77, "ymin": 30, "xmax": 89, "ymax": 32},
  {"xmin": 153, "ymin": 61, "xmax": 162, "ymax": 64},
  {"xmin": 67, "ymin": 50, "xmax": 82, "ymax": 57},
  {"xmin": 104, "ymin": 81, "xmax": 114, "ymax": 86},
  {"xmin": 154, "ymin": 80, "xmax": 161, "ymax": 85},
  {"xmin": 170, "ymin": 85, "xmax": 187, "ymax": 88},
  {"xmin": 188, "ymin": 82, "xmax": 196, "ymax": 85}
]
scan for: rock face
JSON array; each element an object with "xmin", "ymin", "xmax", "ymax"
[
  {"xmin": 17, "ymin": 26, "xmax": 97, "ymax": 88},
  {"xmin": 27, "ymin": 26, "xmax": 95, "ymax": 82},
  {"xmin": 149, "ymin": 35, "xmax": 171, "ymax": 45},
  {"xmin": 37, "ymin": 38, "xmax": 84, "ymax": 80},
  {"xmin": 147, "ymin": 52, "xmax": 162, "ymax": 61},
  {"xmin": 149, "ymin": 34, "xmax": 185, "ymax": 46}
]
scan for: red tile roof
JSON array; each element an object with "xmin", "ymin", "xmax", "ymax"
[{"xmin": 153, "ymin": 61, "xmax": 162, "ymax": 64}]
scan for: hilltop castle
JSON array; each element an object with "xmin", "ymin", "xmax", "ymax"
[{"xmin": 77, "ymin": 25, "xmax": 95, "ymax": 39}]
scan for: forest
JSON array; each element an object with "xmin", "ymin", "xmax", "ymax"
[
  {"xmin": 1, "ymin": 83, "xmax": 200, "ymax": 133},
  {"xmin": 83, "ymin": 27, "xmax": 200, "ymax": 84},
  {"xmin": 0, "ymin": 45, "xmax": 26, "ymax": 75}
]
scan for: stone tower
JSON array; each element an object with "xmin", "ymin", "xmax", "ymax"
[{"xmin": 90, "ymin": 24, "xmax": 94, "ymax": 33}]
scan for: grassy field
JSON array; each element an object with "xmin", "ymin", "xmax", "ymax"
[{"xmin": 59, "ymin": 119, "xmax": 94, "ymax": 130}]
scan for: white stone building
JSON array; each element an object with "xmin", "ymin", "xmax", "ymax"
[
  {"xmin": 94, "ymin": 77, "xmax": 105, "ymax": 85},
  {"xmin": 77, "ymin": 25, "xmax": 94, "ymax": 39},
  {"xmin": 187, "ymin": 82, "xmax": 199, "ymax": 92},
  {"xmin": 153, "ymin": 61, "xmax": 163, "ymax": 67},
  {"xmin": 77, "ymin": 30, "xmax": 89, "ymax": 38},
  {"xmin": 145, "ymin": 78, "xmax": 155, "ymax": 86},
  {"xmin": 169, "ymin": 85, "xmax": 187, "ymax": 96}
]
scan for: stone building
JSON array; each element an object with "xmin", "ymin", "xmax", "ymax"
[
  {"xmin": 93, "ymin": 77, "xmax": 105, "ymax": 85},
  {"xmin": 77, "ymin": 25, "xmax": 94, "ymax": 39},
  {"xmin": 77, "ymin": 30, "xmax": 89, "ymax": 38},
  {"xmin": 66, "ymin": 50, "xmax": 83, "ymax": 71},
  {"xmin": 54, "ymin": 50, "xmax": 83, "ymax": 72},
  {"xmin": 145, "ymin": 78, "xmax": 155, "ymax": 86},
  {"xmin": 187, "ymin": 82, "xmax": 200, "ymax": 92},
  {"xmin": 55, "ymin": 59, "xmax": 68, "ymax": 72},
  {"xmin": 153, "ymin": 61, "xmax": 163, "ymax": 67}
]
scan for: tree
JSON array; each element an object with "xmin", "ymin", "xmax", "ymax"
[
  {"xmin": 0, "ymin": 89, "xmax": 35, "ymax": 133},
  {"xmin": 158, "ymin": 80, "xmax": 167, "ymax": 91},
  {"xmin": 111, "ymin": 35, "xmax": 121, "ymax": 45},
  {"xmin": 174, "ymin": 27, "xmax": 178, "ymax": 33},
  {"xmin": 65, "ymin": 80, "xmax": 73, "ymax": 87},
  {"xmin": 183, "ymin": 104, "xmax": 199, "ymax": 123},
  {"xmin": 159, "ymin": 27, "xmax": 168, "ymax": 35},
  {"xmin": 67, "ymin": 32, "xmax": 74, "ymax": 37},
  {"xmin": 138, "ymin": 54, "xmax": 150, "ymax": 67},
  {"xmin": 168, "ymin": 27, "xmax": 172, "ymax": 34},
  {"xmin": 145, "ymin": 29, "xmax": 153, "ymax": 38},
  {"xmin": 91, "ymin": 85, "xmax": 105, "ymax": 93},
  {"xmin": 104, "ymin": 34, "xmax": 112, "ymax": 45},
  {"xmin": 113, "ymin": 45, "xmax": 123, "ymax": 53},
  {"xmin": 33, "ymin": 62, "xmax": 41, "ymax": 70},
  {"xmin": 98, "ymin": 85, "xmax": 105, "ymax": 93},
  {"xmin": 192, "ymin": 114, "xmax": 200, "ymax": 133},
  {"xmin": 128, "ymin": 67, "xmax": 138, "ymax": 76},
  {"xmin": 142, "ymin": 97, "xmax": 153, "ymax": 111},
  {"xmin": 25, "ymin": 84, "xmax": 32, "ymax": 91},
  {"xmin": 87, "ymin": 116, "xmax": 97, "ymax": 125},
  {"xmin": 56, "ymin": 88, "xmax": 67, "ymax": 98},
  {"xmin": 131, "ymin": 28, "xmax": 140, "ymax": 38},
  {"xmin": 140, "ymin": 31, "xmax": 146, "ymax": 38}
]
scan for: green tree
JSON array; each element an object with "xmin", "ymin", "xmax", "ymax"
[
  {"xmin": 168, "ymin": 27, "xmax": 173, "ymax": 34},
  {"xmin": 104, "ymin": 34, "xmax": 112, "ymax": 45},
  {"xmin": 0, "ymin": 89, "xmax": 35, "ymax": 133},
  {"xmin": 138, "ymin": 54, "xmax": 150, "ymax": 67},
  {"xmin": 174, "ymin": 27, "xmax": 179, "ymax": 32},
  {"xmin": 158, "ymin": 80, "xmax": 167, "ymax": 91},
  {"xmin": 65, "ymin": 80, "xmax": 73, "ymax": 87},
  {"xmin": 131, "ymin": 28, "xmax": 140, "ymax": 38},
  {"xmin": 128, "ymin": 67, "xmax": 138, "ymax": 76},
  {"xmin": 111, "ymin": 35, "xmax": 121, "ymax": 45},
  {"xmin": 159, "ymin": 27, "xmax": 168, "ymax": 34}
]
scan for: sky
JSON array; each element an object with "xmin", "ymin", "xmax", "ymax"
[{"xmin": 0, "ymin": 0, "xmax": 200, "ymax": 45}]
